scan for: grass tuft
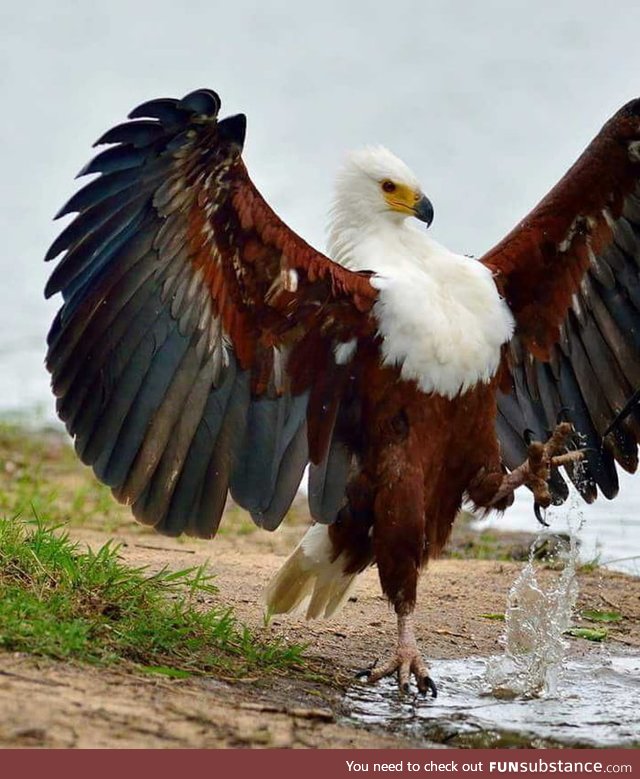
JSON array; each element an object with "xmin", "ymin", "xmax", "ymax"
[
  {"xmin": 575, "ymin": 554, "xmax": 602, "ymax": 574},
  {"xmin": 580, "ymin": 609, "xmax": 622, "ymax": 624},
  {"xmin": 0, "ymin": 516, "xmax": 304, "ymax": 677},
  {"xmin": 565, "ymin": 627, "xmax": 608, "ymax": 642}
]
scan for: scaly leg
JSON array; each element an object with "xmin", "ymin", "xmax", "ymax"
[
  {"xmin": 365, "ymin": 458, "xmax": 437, "ymax": 696},
  {"xmin": 364, "ymin": 612, "xmax": 437, "ymax": 696}
]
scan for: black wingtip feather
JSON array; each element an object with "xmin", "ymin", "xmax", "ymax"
[
  {"xmin": 93, "ymin": 120, "xmax": 166, "ymax": 149},
  {"xmin": 53, "ymin": 169, "xmax": 142, "ymax": 220},
  {"xmin": 128, "ymin": 97, "xmax": 187, "ymax": 124},
  {"xmin": 178, "ymin": 89, "xmax": 221, "ymax": 117},
  {"xmin": 217, "ymin": 114, "xmax": 247, "ymax": 149},
  {"xmin": 620, "ymin": 98, "xmax": 640, "ymax": 119},
  {"xmin": 603, "ymin": 388, "xmax": 640, "ymax": 438},
  {"xmin": 76, "ymin": 145, "xmax": 146, "ymax": 178}
]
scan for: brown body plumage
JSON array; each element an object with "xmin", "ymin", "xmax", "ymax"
[{"xmin": 328, "ymin": 360, "xmax": 506, "ymax": 592}]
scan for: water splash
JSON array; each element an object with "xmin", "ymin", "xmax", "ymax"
[{"xmin": 484, "ymin": 490, "xmax": 584, "ymax": 698}]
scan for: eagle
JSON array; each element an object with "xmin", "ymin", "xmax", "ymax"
[{"xmin": 45, "ymin": 89, "xmax": 640, "ymax": 696}]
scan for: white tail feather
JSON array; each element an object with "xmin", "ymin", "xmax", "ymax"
[{"xmin": 265, "ymin": 524, "xmax": 358, "ymax": 619}]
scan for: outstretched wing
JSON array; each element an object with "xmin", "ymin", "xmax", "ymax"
[
  {"xmin": 482, "ymin": 99, "xmax": 640, "ymax": 502},
  {"xmin": 45, "ymin": 89, "xmax": 376, "ymax": 536}
]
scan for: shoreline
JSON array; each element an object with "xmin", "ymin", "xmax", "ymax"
[{"xmin": 0, "ymin": 422, "xmax": 638, "ymax": 748}]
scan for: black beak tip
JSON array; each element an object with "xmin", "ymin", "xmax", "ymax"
[{"xmin": 416, "ymin": 195, "xmax": 434, "ymax": 227}]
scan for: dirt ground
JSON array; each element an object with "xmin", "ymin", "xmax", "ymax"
[{"xmin": 1, "ymin": 517, "xmax": 638, "ymax": 750}]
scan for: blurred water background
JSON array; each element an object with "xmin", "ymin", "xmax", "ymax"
[{"xmin": 1, "ymin": 0, "xmax": 639, "ymax": 572}]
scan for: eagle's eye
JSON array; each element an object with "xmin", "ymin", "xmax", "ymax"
[{"xmin": 381, "ymin": 180, "xmax": 396, "ymax": 193}]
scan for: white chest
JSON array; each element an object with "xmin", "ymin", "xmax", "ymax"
[{"xmin": 335, "ymin": 226, "xmax": 515, "ymax": 398}]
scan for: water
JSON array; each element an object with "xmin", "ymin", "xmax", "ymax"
[
  {"xmin": 484, "ymin": 551, "xmax": 579, "ymax": 699},
  {"xmin": 485, "ymin": 490, "xmax": 584, "ymax": 697},
  {"xmin": 345, "ymin": 654, "xmax": 640, "ymax": 748}
]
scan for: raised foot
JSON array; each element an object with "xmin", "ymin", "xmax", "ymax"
[
  {"xmin": 489, "ymin": 422, "xmax": 585, "ymax": 509},
  {"xmin": 525, "ymin": 422, "xmax": 582, "ymax": 508},
  {"xmin": 360, "ymin": 646, "xmax": 437, "ymax": 697}
]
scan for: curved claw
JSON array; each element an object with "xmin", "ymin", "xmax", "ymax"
[
  {"xmin": 355, "ymin": 657, "xmax": 379, "ymax": 680},
  {"xmin": 533, "ymin": 501, "xmax": 550, "ymax": 527},
  {"xmin": 556, "ymin": 407, "xmax": 573, "ymax": 424},
  {"xmin": 423, "ymin": 676, "xmax": 438, "ymax": 698}
]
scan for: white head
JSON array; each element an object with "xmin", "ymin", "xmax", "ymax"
[{"xmin": 329, "ymin": 146, "xmax": 434, "ymax": 234}]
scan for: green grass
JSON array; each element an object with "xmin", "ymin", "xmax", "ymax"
[
  {"xmin": 0, "ymin": 421, "xmax": 126, "ymax": 532},
  {"xmin": 576, "ymin": 553, "xmax": 602, "ymax": 573},
  {"xmin": 0, "ymin": 516, "xmax": 304, "ymax": 678},
  {"xmin": 580, "ymin": 608, "xmax": 622, "ymax": 623},
  {"xmin": 565, "ymin": 627, "xmax": 609, "ymax": 642},
  {"xmin": 445, "ymin": 530, "xmax": 517, "ymax": 561}
]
